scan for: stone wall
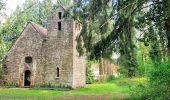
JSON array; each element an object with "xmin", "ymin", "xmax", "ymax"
[
  {"xmin": 37, "ymin": 7, "xmax": 74, "ymax": 87},
  {"xmin": 91, "ymin": 59, "xmax": 120, "ymax": 81},
  {"xmin": 72, "ymin": 21, "xmax": 86, "ymax": 88},
  {"xmin": 4, "ymin": 23, "xmax": 44, "ymax": 87},
  {"xmin": 4, "ymin": 6, "xmax": 86, "ymax": 88}
]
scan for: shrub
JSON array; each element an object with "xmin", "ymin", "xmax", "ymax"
[
  {"xmin": 148, "ymin": 60, "xmax": 170, "ymax": 86},
  {"xmin": 118, "ymin": 66, "xmax": 129, "ymax": 77},
  {"xmin": 127, "ymin": 57, "xmax": 170, "ymax": 100},
  {"xmin": 0, "ymin": 66, "xmax": 5, "ymax": 85},
  {"xmin": 86, "ymin": 61, "xmax": 95, "ymax": 84},
  {"xmin": 33, "ymin": 85, "xmax": 72, "ymax": 90},
  {"xmin": 86, "ymin": 65, "xmax": 95, "ymax": 84},
  {"xmin": 107, "ymin": 75, "xmax": 116, "ymax": 82}
]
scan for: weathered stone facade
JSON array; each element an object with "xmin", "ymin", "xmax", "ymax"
[{"xmin": 4, "ymin": 6, "xmax": 86, "ymax": 88}]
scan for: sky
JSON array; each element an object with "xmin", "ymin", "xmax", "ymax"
[
  {"xmin": 6, "ymin": 0, "xmax": 25, "ymax": 16},
  {"xmin": 1, "ymin": 0, "xmax": 48, "ymax": 23},
  {"xmin": 0, "ymin": 0, "xmax": 25, "ymax": 23}
]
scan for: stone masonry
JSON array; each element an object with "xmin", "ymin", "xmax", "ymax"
[{"xmin": 3, "ymin": 6, "xmax": 86, "ymax": 88}]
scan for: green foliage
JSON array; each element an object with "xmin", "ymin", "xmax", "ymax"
[
  {"xmin": 137, "ymin": 42, "xmax": 155, "ymax": 76},
  {"xmin": 137, "ymin": 59, "xmax": 154, "ymax": 77},
  {"xmin": 54, "ymin": 0, "xmax": 73, "ymax": 8},
  {"xmin": 118, "ymin": 66, "xmax": 129, "ymax": 77},
  {"xmin": 33, "ymin": 84, "xmax": 72, "ymax": 90},
  {"xmin": 129, "ymin": 57, "xmax": 170, "ymax": 100},
  {"xmin": 128, "ymin": 83, "xmax": 170, "ymax": 100},
  {"xmin": 149, "ymin": 58, "xmax": 170, "ymax": 85},
  {"xmin": 0, "ymin": 85, "xmax": 17, "ymax": 88},
  {"xmin": 0, "ymin": 65, "xmax": 3, "ymax": 79},
  {"xmin": 0, "ymin": 0, "xmax": 53, "ymax": 61},
  {"xmin": 0, "ymin": 80, "xmax": 131, "ymax": 99},
  {"xmin": 86, "ymin": 61, "xmax": 95, "ymax": 84},
  {"xmin": 107, "ymin": 75, "xmax": 116, "ymax": 82},
  {"xmin": 0, "ymin": 0, "xmax": 5, "ymax": 13}
]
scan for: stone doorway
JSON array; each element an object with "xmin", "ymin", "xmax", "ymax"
[{"xmin": 24, "ymin": 70, "xmax": 31, "ymax": 87}]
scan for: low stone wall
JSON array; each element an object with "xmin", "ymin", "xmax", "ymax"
[{"xmin": 90, "ymin": 59, "xmax": 119, "ymax": 81}]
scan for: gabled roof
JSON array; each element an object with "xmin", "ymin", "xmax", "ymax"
[
  {"xmin": 30, "ymin": 22, "xmax": 47, "ymax": 37},
  {"xmin": 6, "ymin": 22, "xmax": 47, "ymax": 57},
  {"xmin": 58, "ymin": 5, "xmax": 65, "ymax": 10}
]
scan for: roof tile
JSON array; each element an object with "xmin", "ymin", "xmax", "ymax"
[{"xmin": 30, "ymin": 22, "xmax": 47, "ymax": 37}]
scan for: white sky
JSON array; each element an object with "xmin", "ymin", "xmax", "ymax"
[
  {"xmin": 5, "ymin": 0, "xmax": 57, "ymax": 16},
  {"xmin": 0, "ymin": 0, "xmax": 26, "ymax": 23},
  {"xmin": 1, "ymin": 0, "xmax": 49, "ymax": 23},
  {"xmin": 6, "ymin": 0, "xmax": 25, "ymax": 16}
]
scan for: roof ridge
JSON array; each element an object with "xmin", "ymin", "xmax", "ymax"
[{"xmin": 30, "ymin": 22, "xmax": 47, "ymax": 37}]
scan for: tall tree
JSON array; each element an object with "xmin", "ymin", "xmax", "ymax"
[
  {"xmin": 0, "ymin": 0, "xmax": 6, "ymax": 61},
  {"xmin": 77, "ymin": 0, "xmax": 141, "ymax": 77},
  {"xmin": 0, "ymin": 0, "xmax": 5, "ymax": 14},
  {"xmin": 75, "ymin": 0, "xmax": 170, "ymax": 76},
  {"xmin": 54, "ymin": 0, "xmax": 73, "ymax": 8},
  {"xmin": 165, "ymin": 0, "xmax": 170, "ymax": 55},
  {"xmin": 0, "ymin": 0, "xmax": 54, "ymax": 61}
]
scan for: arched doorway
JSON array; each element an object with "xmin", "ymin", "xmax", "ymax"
[{"xmin": 24, "ymin": 70, "xmax": 31, "ymax": 87}]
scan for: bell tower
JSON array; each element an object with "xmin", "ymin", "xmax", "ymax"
[{"xmin": 43, "ymin": 6, "xmax": 86, "ymax": 88}]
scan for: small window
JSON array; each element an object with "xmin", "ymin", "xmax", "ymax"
[
  {"xmin": 3, "ymin": 64, "xmax": 7, "ymax": 75},
  {"xmin": 58, "ymin": 22, "xmax": 61, "ymax": 31},
  {"xmin": 56, "ymin": 67, "xmax": 60, "ymax": 77},
  {"xmin": 25, "ymin": 56, "xmax": 32, "ymax": 64},
  {"xmin": 59, "ymin": 12, "xmax": 62, "ymax": 19}
]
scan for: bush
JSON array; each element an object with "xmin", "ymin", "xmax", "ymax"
[
  {"xmin": 107, "ymin": 75, "xmax": 116, "ymax": 82},
  {"xmin": 148, "ymin": 60, "xmax": 170, "ymax": 86},
  {"xmin": 137, "ymin": 59, "xmax": 154, "ymax": 77},
  {"xmin": 86, "ymin": 61, "xmax": 95, "ymax": 84},
  {"xmin": 118, "ymin": 66, "xmax": 129, "ymax": 77},
  {"xmin": 86, "ymin": 66, "xmax": 95, "ymax": 84},
  {"xmin": 127, "ymin": 83, "xmax": 170, "ymax": 100},
  {"xmin": 127, "ymin": 58, "xmax": 170, "ymax": 100},
  {"xmin": 33, "ymin": 84, "xmax": 72, "ymax": 90},
  {"xmin": 0, "ymin": 66, "xmax": 5, "ymax": 85}
]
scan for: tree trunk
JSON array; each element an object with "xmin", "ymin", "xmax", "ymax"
[
  {"xmin": 165, "ymin": 17, "xmax": 170, "ymax": 55},
  {"xmin": 165, "ymin": 1, "xmax": 170, "ymax": 55}
]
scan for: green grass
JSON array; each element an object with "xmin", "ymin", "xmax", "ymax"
[{"xmin": 0, "ymin": 78, "xmax": 145, "ymax": 99}]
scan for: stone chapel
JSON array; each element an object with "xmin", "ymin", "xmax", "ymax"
[{"xmin": 3, "ymin": 6, "xmax": 86, "ymax": 88}]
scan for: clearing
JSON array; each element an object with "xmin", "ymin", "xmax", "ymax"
[{"xmin": 0, "ymin": 78, "xmax": 145, "ymax": 100}]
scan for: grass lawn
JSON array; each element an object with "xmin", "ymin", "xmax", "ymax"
[{"xmin": 0, "ymin": 78, "xmax": 145, "ymax": 99}]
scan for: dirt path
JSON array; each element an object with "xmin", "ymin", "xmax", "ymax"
[
  {"xmin": 51, "ymin": 94, "xmax": 129, "ymax": 100},
  {"xmin": 1, "ymin": 93, "xmax": 129, "ymax": 100}
]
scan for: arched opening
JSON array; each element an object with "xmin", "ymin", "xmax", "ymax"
[
  {"xmin": 24, "ymin": 70, "xmax": 31, "ymax": 87},
  {"xmin": 56, "ymin": 67, "xmax": 59, "ymax": 77}
]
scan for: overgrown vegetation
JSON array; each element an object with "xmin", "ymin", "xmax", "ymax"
[
  {"xmin": 86, "ymin": 61, "xmax": 95, "ymax": 84},
  {"xmin": 0, "ymin": 78, "xmax": 131, "ymax": 99},
  {"xmin": 0, "ymin": 0, "xmax": 170, "ymax": 99},
  {"xmin": 127, "ymin": 58, "xmax": 170, "ymax": 100}
]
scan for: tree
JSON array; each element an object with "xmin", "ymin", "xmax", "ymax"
[
  {"xmin": 0, "ymin": 0, "xmax": 6, "ymax": 82},
  {"xmin": 75, "ymin": 0, "xmax": 141, "ymax": 77},
  {"xmin": 0, "ymin": 0, "xmax": 54, "ymax": 61},
  {"xmin": 54, "ymin": 0, "xmax": 73, "ymax": 8},
  {"xmin": 0, "ymin": 0, "xmax": 5, "ymax": 13},
  {"xmin": 0, "ymin": 0, "xmax": 6, "ymax": 60},
  {"xmin": 165, "ymin": 0, "xmax": 170, "ymax": 55},
  {"xmin": 73, "ymin": 0, "xmax": 170, "ymax": 76}
]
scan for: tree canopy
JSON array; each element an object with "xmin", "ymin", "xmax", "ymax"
[{"xmin": 0, "ymin": 0, "xmax": 170, "ymax": 77}]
